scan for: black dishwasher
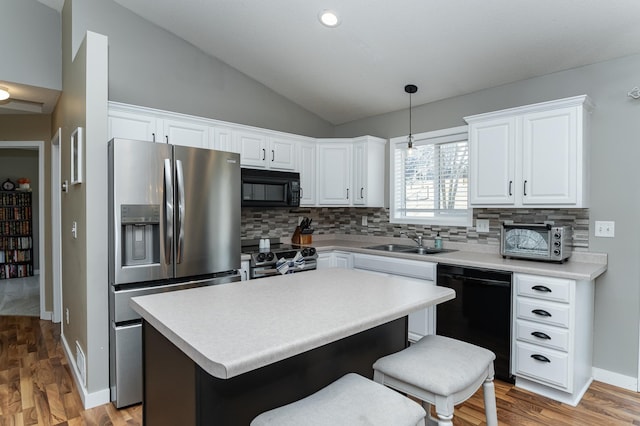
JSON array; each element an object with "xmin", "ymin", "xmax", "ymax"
[{"xmin": 436, "ymin": 264, "xmax": 514, "ymax": 383}]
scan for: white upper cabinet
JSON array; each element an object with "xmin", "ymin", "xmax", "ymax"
[
  {"xmin": 211, "ymin": 126, "xmax": 240, "ymax": 153},
  {"xmin": 466, "ymin": 95, "xmax": 592, "ymax": 208},
  {"xmin": 521, "ymin": 107, "xmax": 578, "ymax": 205},
  {"xmin": 268, "ymin": 136, "xmax": 296, "ymax": 170},
  {"xmin": 162, "ymin": 117, "xmax": 210, "ymax": 148},
  {"xmin": 237, "ymin": 131, "xmax": 296, "ymax": 170},
  {"xmin": 352, "ymin": 136, "xmax": 385, "ymax": 207},
  {"xmin": 108, "ymin": 103, "xmax": 386, "ymax": 207},
  {"xmin": 316, "ymin": 136, "xmax": 386, "ymax": 207},
  {"xmin": 108, "ymin": 106, "xmax": 158, "ymax": 142},
  {"xmin": 468, "ymin": 117, "xmax": 517, "ymax": 205},
  {"xmin": 108, "ymin": 103, "xmax": 209, "ymax": 148},
  {"xmin": 297, "ymin": 141, "xmax": 316, "ymax": 206},
  {"xmin": 237, "ymin": 131, "xmax": 268, "ymax": 167},
  {"xmin": 317, "ymin": 140, "xmax": 352, "ymax": 205}
]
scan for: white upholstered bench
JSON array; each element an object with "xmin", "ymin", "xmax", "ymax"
[
  {"xmin": 373, "ymin": 334, "xmax": 498, "ymax": 426},
  {"xmin": 251, "ymin": 373, "xmax": 426, "ymax": 426}
]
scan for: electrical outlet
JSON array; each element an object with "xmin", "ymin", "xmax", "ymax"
[
  {"xmin": 476, "ymin": 219, "xmax": 490, "ymax": 233},
  {"xmin": 361, "ymin": 216, "xmax": 368, "ymax": 226},
  {"xmin": 594, "ymin": 221, "xmax": 615, "ymax": 238}
]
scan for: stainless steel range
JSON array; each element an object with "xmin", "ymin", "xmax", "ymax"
[{"xmin": 242, "ymin": 238, "xmax": 318, "ymax": 279}]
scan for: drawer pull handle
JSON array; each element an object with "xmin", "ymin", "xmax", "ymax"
[
  {"xmin": 531, "ymin": 331, "xmax": 551, "ymax": 340},
  {"xmin": 531, "ymin": 354, "xmax": 551, "ymax": 363},
  {"xmin": 531, "ymin": 285, "xmax": 552, "ymax": 293},
  {"xmin": 532, "ymin": 309, "xmax": 552, "ymax": 317}
]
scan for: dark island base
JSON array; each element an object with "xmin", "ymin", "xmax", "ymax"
[{"xmin": 143, "ymin": 318, "xmax": 408, "ymax": 426}]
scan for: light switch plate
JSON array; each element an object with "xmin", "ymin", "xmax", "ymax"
[
  {"xmin": 594, "ymin": 220, "xmax": 615, "ymax": 237},
  {"xmin": 476, "ymin": 219, "xmax": 490, "ymax": 233}
]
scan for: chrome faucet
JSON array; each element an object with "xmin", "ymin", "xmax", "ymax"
[{"xmin": 402, "ymin": 232, "xmax": 424, "ymax": 247}]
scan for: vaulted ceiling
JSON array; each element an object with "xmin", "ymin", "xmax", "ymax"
[{"xmin": 27, "ymin": 1, "xmax": 640, "ymax": 124}]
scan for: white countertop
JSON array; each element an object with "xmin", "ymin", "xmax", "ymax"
[
  {"xmin": 311, "ymin": 238, "xmax": 607, "ymax": 281},
  {"xmin": 130, "ymin": 268, "xmax": 455, "ymax": 379}
]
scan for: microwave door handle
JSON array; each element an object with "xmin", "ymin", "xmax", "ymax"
[
  {"xmin": 163, "ymin": 158, "xmax": 173, "ymax": 264},
  {"xmin": 175, "ymin": 159, "xmax": 186, "ymax": 264}
]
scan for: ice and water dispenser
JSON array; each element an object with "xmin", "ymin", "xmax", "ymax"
[{"xmin": 120, "ymin": 204, "xmax": 160, "ymax": 266}]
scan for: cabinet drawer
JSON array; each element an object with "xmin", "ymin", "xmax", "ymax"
[
  {"xmin": 515, "ymin": 342, "xmax": 569, "ymax": 390},
  {"xmin": 517, "ymin": 298, "xmax": 570, "ymax": 328},
  {"xmin": 516, "ymin": 319, "xmax": 569, "ymax": 352},
  {"xmin": 516, "ymin": 274, "xmax": 571, "ymax": 303}
]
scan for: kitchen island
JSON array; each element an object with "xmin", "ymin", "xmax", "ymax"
[{"xmin": 130, "ymin": 268, "xmax": 455, "ymax": 425}]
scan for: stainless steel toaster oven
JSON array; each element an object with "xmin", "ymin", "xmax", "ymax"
[{"xmin": 501, "ymin": 223, "xmax": 572, "ymax": 262}]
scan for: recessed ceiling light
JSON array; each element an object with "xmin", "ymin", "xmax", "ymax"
[
  {"xmin": 0, "ymin": 87, "xmax": 9, "ymax": 101},
  {"xmin": 319, "ymin": 10, "xmax": 340, "ymax": 27}
]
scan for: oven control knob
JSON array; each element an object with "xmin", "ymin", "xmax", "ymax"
[
  {"xmin": 301, "ymin": 248, "xmax": 315, "ymax": 257},
  {"xmin": 554, "ymin": 241, "xmax": 561, "ymax": 247},
  {"xmin": 308, "ymin": 247, "xmax": 316, "ymax": 256},
  {"xmin": 554, "ymin": 232, "xmax": 562, "ymax": 239},
  {"xmin": 257, "ymin": 253, "xmax": 266, "ymax": 262},
  {"xmin": 266, "ymin": 252, "xmax": 275, "ymax": 261},
  {"xmin": 553, "ymin": 249, "xmax": 561, "ymax": 256}
]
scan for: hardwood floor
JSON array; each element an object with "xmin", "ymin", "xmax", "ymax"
[
  {"xmin": 0, "ymin": 315, "xmax": 141, "ymax": 425},
  {"xmin": 0, "ymin": 315, "xmax": 638, "ymax": 425}
]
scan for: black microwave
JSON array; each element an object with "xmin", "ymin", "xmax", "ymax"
[{"xmin": 241, "ymin": 168, "xmax": 300, "ymax": 208}]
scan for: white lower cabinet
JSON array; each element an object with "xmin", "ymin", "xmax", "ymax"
[
  {"xmin": 240, "ymin": 260, "xmax": 250, "ymax": 281},
  {"xmin": 317, "ymin": 251, "xmax": 353, "ymax": 269},
  {"xmin": 512, "ymin": 273, "xmax": 595, "ymax": 406},
  {"xmin": 352, "ymin": 253, "xmax": 436, "ymax": 342}
]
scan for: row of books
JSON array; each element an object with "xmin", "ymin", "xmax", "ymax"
[
  {"xmin": 0, "ymin": 237, "xmax": 32, "ymax": 250},
  {"xmin": 0, "ymin": 206, "xmax": 32, "ymax": 221},
  {"xmin": 0, "ymin": 249, "xmax": 31, "ymax": 263},
  {"xmin": 0, "ymin": 192, "xmax": 31, "ymax": 207},
  {"xmin": 1, "ymin": 221, "xmax": 31, "ymax": 236},
  {"xmin": 0, "ymin": 263, "xmax": 33, "ymax": 280}
]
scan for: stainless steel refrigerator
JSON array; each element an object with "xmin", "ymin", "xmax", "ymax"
[{"xmin": 108, "ymin": 138, "xmax": 241, "ymax": 407}]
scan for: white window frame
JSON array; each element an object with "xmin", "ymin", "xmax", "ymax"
[{"xmin": 389, "ymin": 125, "xmax": 472, "ymax": 227}]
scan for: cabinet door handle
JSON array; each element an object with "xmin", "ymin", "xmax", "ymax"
[
  {"xmin": 531, "ymin": 354, "xmax": 551, "ymax": 363},
  {"xmin": 262, "ymin": 149, "xmax": 266, "ymax": 161},
  {"xmin": 165, "ymin": 135, "xmax": 169, "ymax": 144},
  {"xmin": 532, "ymin": 285, "xmax": 552, "ymax": 293},
  {"xmin": 523, "ymin": 180, "xmax": 528, "ymax": 196},
  {"xmin": 272, "ymin": 150, "xmax": 275, "ymax": 162},
  {"xmin": 360, "ymin": 187, "xmax": 364, "ymax": 198},
  {"xmin": 152, "ymin": 132, "xmax": 156, "ymax": 142},
  {"xmin": 531, "ymin": 331, "xmax": 551, "ymax": 340},
  {"xmin": 346, "ymin": 188, "xmax": 349, "ymax": 200},
  {"xmin": 508, "ymin": 180, "xmax": 513, "ymax": 196},
  {"xmin": 532, "ymin": 309, "xmax": 552, "ymax": 317}
]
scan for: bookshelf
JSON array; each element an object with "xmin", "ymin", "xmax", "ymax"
[{"xmin": 0, "ymin": 190, "xmax": 33, "ymax": 279}]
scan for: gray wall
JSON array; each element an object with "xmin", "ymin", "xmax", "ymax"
[
  {"xmin": 1, "ymin": 0, "xmax": 61, "ymax": 90},
  {"xmin": 335, "ymin": 53, "xmax": 640, "ymax": 379},
  {"xmin": 71, "ymin": 0, "xmax": 334, "ymax": 138}
]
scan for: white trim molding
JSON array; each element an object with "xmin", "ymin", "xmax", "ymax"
[
  {"xmin": 61, "ymin": 333, "xmax": 110, "ymax": 409},
  {"xmin": 592, "ymin": 367, "xmax": 638, "ymax": 392}
]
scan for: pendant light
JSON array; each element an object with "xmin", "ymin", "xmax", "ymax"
[{"xmin": 405, "ymin": 84, "xmax": 418, "ymax": 151}]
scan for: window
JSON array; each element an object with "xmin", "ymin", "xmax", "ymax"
[{"xmin": 390, "ymin": 126, "xmax": 472, "ymax": 226}]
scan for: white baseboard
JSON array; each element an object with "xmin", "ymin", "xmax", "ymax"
[
  {"xmin": 40, "ymin": 310, "xmax": 52, "ymax": 321},
  {"xmin": 61, "ymin": 333, "xmax": 111, "ymax": 409},
  {"xmin": 592, "ymin": 367, "xmax": 638, "ymax": 392}
]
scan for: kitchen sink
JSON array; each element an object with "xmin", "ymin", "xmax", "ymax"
[{"xmin": 365, "ymin": 244, "xmax": 456, "ymax": 255}]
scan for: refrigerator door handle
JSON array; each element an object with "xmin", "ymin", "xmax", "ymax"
[
  {"xmin": 163, "ymin": 158, "xmax": 174, "ymax": 264},
  {"xmin": 176, "ymin": 159, "xmax": 186, "ymax": 264}
]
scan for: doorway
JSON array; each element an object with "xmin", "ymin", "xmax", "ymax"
[{"xmin": 0, "ymin": 141, "xmax": 46, "ymax": 318}]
